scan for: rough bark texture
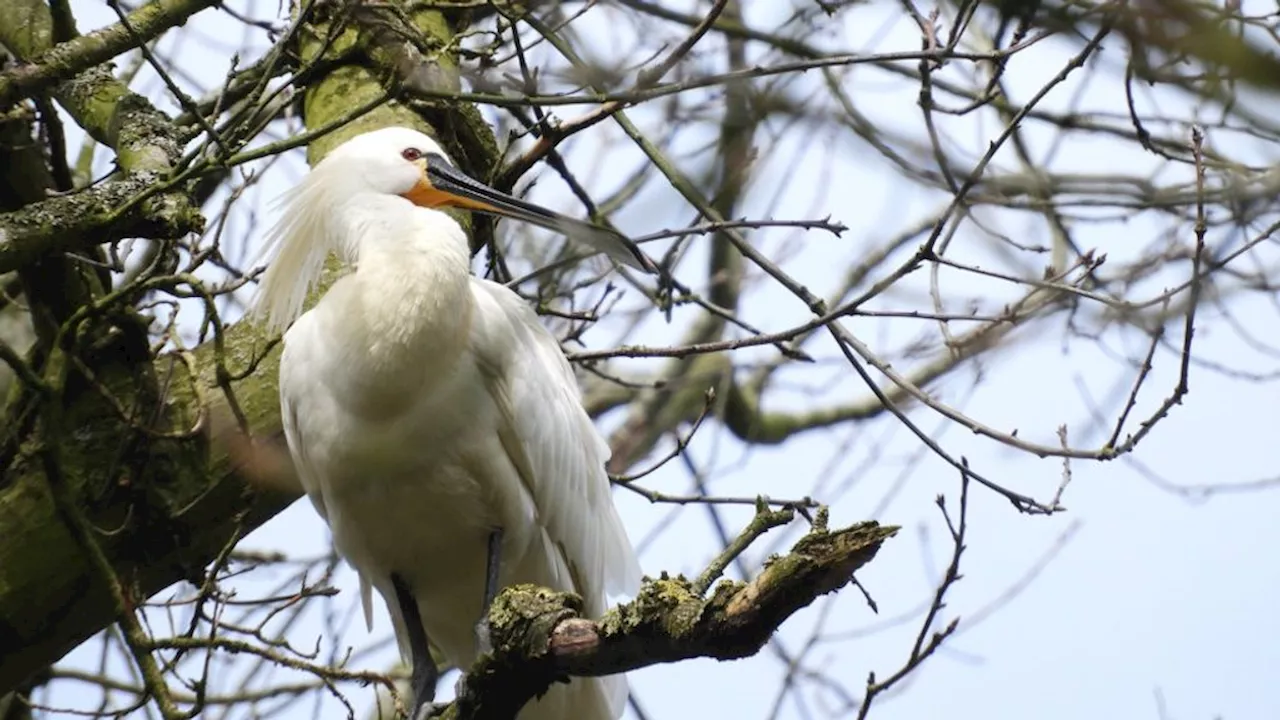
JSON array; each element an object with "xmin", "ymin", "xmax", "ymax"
[
  {"xmin": 442, "ymin": 521, "xmax": 896, "ymax": 720},
  {"xmin": 0, "ymin": 0, "xmax": 220, "ymax": 106}
]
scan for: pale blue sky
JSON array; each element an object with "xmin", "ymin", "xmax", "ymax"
[{"xmin": 47, "ymin": 2, "xmax": 1280, "ymax": 719}]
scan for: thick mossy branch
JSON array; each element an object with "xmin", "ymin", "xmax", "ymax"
[
  {"xmin": 0, "ymin": 0, "xmax": 202, "ymax": 273},
  {"xmin": 0, "ymin": 0, "xmax": 219, "ymax": 107},
  {"xmin": 0, "ymin": 0, "xmax": 185, "ymax": 172},
  {"xmin": 438, "ymin": 521, "xmax": 897, "ymax": 720},
  {"xmin": 0, "ymin": 173, "xmax": 204, "ymax": 274}
]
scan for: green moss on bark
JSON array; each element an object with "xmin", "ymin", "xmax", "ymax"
[{"xmin": 434, "ymin": 521, "xmax": 896, "ymax": 720}]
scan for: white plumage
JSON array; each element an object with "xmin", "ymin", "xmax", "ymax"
[{"xmin": 251, "ymin": 127, "xmax": 646, "ymax": 720}]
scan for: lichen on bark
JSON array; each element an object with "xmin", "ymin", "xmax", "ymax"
[{"xmin": 433, "ymin": 520, "xmax": 897, "ymax": 720}]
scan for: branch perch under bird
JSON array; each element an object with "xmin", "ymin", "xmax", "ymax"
[{"xmin": 432, "ymin": 519, "xmax": 896, "ymax": 720}]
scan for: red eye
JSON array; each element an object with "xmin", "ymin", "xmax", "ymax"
[{"xmin": 401, "ymin": 147, "xmax": 423, "ymax": 161}]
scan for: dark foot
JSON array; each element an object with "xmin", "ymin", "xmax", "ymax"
[
  {"xmin": 413, "ymin": 676, "xmax": 470, "ymax": 719},
  {"xmin": 415, "ymin": 701, "xmax": 452, "ymax": 720},
  {"xmin": 454, "ymin": 673, "xmax": 474, "ymax": 707},
  {"xmin": 392, "ymin": 573, "xmax": 440, "ymax": 720},
  {"xmin": 407, "ymin": 663, "xmax": 438, "ymax": 720}
]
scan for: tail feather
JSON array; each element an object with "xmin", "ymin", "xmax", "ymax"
[{"xmin": 521, "ymin": 528, "xmax": 630, "ymax": 719}]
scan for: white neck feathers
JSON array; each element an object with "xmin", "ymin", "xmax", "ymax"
[
  {"xmin": 250, "ymin": 164, "xmax": 472, "ymax": 336},
  {"xmin": 250, "ymin": 162, "xmax": 359, "ymax": 335}
]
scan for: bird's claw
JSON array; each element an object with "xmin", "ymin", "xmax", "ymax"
[
  {"xmin": 454, "ymin": 673, "xmax": 475, "ymax": 707},
  {"xmin": 409, "ymin": 676, "xmax": 470, "ymax": 719},
  {"xmin": 474, "ymin": 616, "xmax": 493, "ymax": 656},
  {"xmin": 414, "ymin": 701, "xmax": 452, "ymax": 720}
]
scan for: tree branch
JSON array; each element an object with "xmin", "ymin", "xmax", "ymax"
[
  {"xmin": 439, "ymin": 519, "xmax": 896, "ymax": 720},
  {"xmin": 0, "ymin": 0, "xmax": 184, "ymax": 173},
  {"xmin": 0, "ymin": 172, "xmax": 203, "ymax": 274},
  {"xmin": 0, "ymin": 0, "xmax": 203, "ymax": 283},
  {"xmin": 0, "ymin": 0, "xmax": 219, "ymax": 107}
]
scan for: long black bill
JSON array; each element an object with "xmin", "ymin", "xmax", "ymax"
[{"xmin": 426, "ymin": 154, "xmax": 657, "ymax": 274}]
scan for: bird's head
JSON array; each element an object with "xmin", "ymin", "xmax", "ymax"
[
  {"xmin": 333, "ymin": 127, "xmax": 654, "ymax": 272},
  {"xmin": 250, "ymin": 126, "xmax": 654, "ymax": 333},
  {"xmin": 315, "ymin": 126, "xmax": 450, "ymax": 199}
]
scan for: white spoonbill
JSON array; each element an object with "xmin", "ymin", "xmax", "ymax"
[{"xmin": 251, "ymin": 126, "xmax": 650, "ymax": 720}]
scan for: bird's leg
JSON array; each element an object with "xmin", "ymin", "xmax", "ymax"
[
  {"xmin": 445, "ymin": 530, "xmax": 505, "ymax": 716},
  {"xmin": 475, "ymin": 528, "xmax": 504, "ymax": 656},
  {"xmin": 390, "ymin": 572, "xmax": 444, "ymax": 720}
]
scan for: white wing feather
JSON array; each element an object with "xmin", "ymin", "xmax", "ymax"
[
  {"xmin": 470, "ymin": 280, "xmax": 640, "ymax": 720},
  {"xmin": 469, "ymin": 279, "xmax": 643, "ymax": 611}
]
